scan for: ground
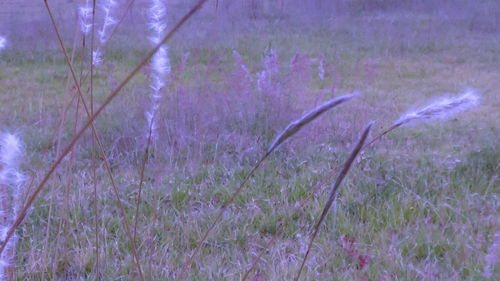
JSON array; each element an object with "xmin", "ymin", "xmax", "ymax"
[{"xmin": 0, "ymin": 1, "xmax": 499, "ymax": 280}]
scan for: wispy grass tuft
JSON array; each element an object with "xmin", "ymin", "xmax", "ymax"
[
  {"xmin": 0, "ymin": 133, "xmax": 24, "ymax": 280},
  {"xmin": 365, "ymin": 89, "xmax": 480, "ymax": 148},
  {"xmin": 78, "ymin": 0, "xmax": 93, "ymax": 35},
  {"xmin": 484, "ymin": 230, "xmax": 500, "ymax": 278},
  {"xmin": 98, "ymin": 0, "xmax": 118, "ymax": 45},
  {"xmin": 395, "ymin": 89, "xmax": 479, "ymax": 125},
  {"xmin": 146, "ymin": 0, "xmax": 171, "ymax": 143},
  {"xmin": 0, "ymin": 36, "xmax": 6, "ymax": 52},
  {"xmin": 0, "ymin": 0, "xmax": 208, "ymax": 278},
  {"xmin": 90, "ymin": 0, "xmax": 119, "ymax": 66}
]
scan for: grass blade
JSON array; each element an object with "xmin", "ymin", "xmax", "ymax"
[
  {"xmin": 295, "ymin": 121, "xmax": 373, "ymax": 281},
  {"xmin": 180, "ymin": 93, "xmax": 356, "ymax": 279},
  {"xmin": 0, "ymin": 0, "xmax": 208, "ymax": 267},
  {"xmin": 268, "ymin": 93, "xmax": 358, "ymax": 154}
]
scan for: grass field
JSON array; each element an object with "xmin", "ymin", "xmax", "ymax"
[{"xmin": 0, "ymin": 1, "xmax": 499, "ymax": 280}]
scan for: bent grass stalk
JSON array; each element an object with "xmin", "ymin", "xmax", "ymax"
[
  {"xmin": 295, "ymin": 121, "xmax": 373, "ymax": 281},
  {"xmin": 268, "ymin": 93, "xmax": 358, "ymax": 154},
  {"xmin": 179, "ymin": 93, "xmax": 357, "ymax": 280},
  {"xmin": 0, "ymin": 0, "xmax": 208, "ymax": 274},
  {"xmin": 241, "ymin": 90, "xmax": 478, "ymax": 280}
]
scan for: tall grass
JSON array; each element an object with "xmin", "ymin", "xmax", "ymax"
[
  {"xmin": 180, "ymin": 93, "xmax": 357, "ymax": 280},
  {"xmin": 0, "ymin": 1, "xmax": 497, "ymax": 279},
  {"xmin": 0, "ymin": 1, "xmax": 209, "ymax": 279}
]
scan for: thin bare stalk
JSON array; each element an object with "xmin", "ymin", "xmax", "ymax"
[
  {"xmin": 295, "ymin": 121, "xmax": 373, "ymax": 281},
  {"xmin": 50, "ymin": 16, "xmax": 80, "ymax": 278},
  {"xmin": 133, "ymin": 119, "xmax": 155, "ymax": 243},
  {"xmin": 0, "ymin": 0, "xmax": 208, "ymax": 273},
  {"xmin": 54, "ymin": 18, "xmax": 80, "ymax": 158},
  {"xmin": 180, "ymin": 94, "xmax": 357, "ymax": 280},
  {"xmin": 89, "ymin": 0, "xmax": 99, "ymax": 278},
  {"xmin": 363, "ymin": 123, "xmax": 400, "ymax": 149},
  {"xmin": 44, "ymin": 1, "xmax": 144, "ymax": 279}
]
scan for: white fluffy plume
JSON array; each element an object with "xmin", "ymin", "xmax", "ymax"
[
  {"xmin": 363, "ymin": 89, "xmax": 481, "ymax": 149},
  {"xmin": 146, "ymin": 0, "xmax": 171, "ymax": 142},
  {"xmin": 396, "ymin": 89, "xmax": 480, "ymax": 126},
  {"xmin": 99, "ymin": 0, "xmax": 118, "ymax": 45},
  {"xmin": 79, "ymin": 0, "xmax": 93, "ymax": 35},
  {"xmin": 0, "ymin": 36, "xmax": 7, "ymax": 52},
  {"xmin": 80, "ymin": 0, "xmax": 119, "ymax": 66},
  {"xmin": 0, "ymin": 134, "xmax": 22, "ymax": 177},
  {"xmin": 0, "ymin": 133, "xmax": 24, "ymax": 280}
]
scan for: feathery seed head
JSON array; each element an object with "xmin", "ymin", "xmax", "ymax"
[
  {"xmin": 232, "ymin": 50, "xmax": 253, "ymax": 94},
  {"xmin": 148, "ymin": 0, "xmax": 167, "ymax": 38},
  {"xmin": 0, "ymin": 133, "xmax": 24, "ymax": 190},
  {"xmin": 396, "ymin": 89, "xmax": 480, "ymax": 126},
  {"xmin": 92, "ymin": 50, "xmax": 102, "ymax": 66},
  {"xmin": 318, "ymin": 59, "xmax": 325, "ymax": 80},
  {"xmin": 233, "ymin": 51, "xmax": 252, "ymax": 81},
  {"xmin": 79, "ymin": 3, "xmax": 93, "ymax": 35},
  {"xmin": 0, "ymin": 133, "xmax": 24, "ymax": 278},
  {"xmin": 0, "ymin": 36, "xmax": 7, "ymax": 51},
  {"xmin": 1, "ymin": 133, "xmax": 21, "ymax": 170},
  {"xmin": 267, "ymin": 93, "xmax": 359, "ymax": 154},
  {"xmin": 99, "ymin": 0, "xmax": 118, "ymax": 44},
  {"xmin": 146, "ymin": 0, "xmax": 170, "ymax": 142}
]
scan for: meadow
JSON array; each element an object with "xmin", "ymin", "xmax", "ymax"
[{"xmin": 0, "ymin": 0, "xmax": 498, "ymax": 280}]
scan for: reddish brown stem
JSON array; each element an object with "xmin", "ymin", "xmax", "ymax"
[
  {"xmin": 0, "ymin": 1, "xmax": 208, "ymax": 276},
  {"xmin": 133, "ymin": 117, "xmax": 155, "ymax": 243},
  {"xmin": 89, "ymin": 0, "xmax": 99, "ymax": 278},
  {"xmin": 44, "ymin": 1, "xmax": 144, "ymax": 279}
]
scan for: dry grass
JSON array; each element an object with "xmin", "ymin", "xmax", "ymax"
[{"xmin": 0, "ymin": 1, "xmax": 499, "ymax": 280}]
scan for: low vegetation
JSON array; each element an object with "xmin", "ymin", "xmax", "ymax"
[{"xmin": 0, "ymin": 0, "xmax": 498, "ymax": 280}]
